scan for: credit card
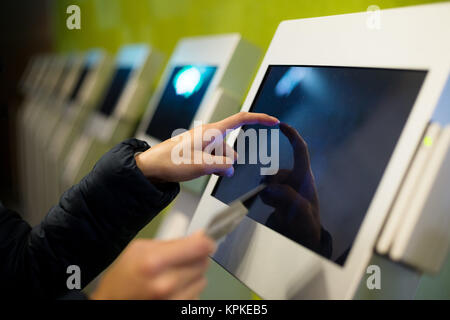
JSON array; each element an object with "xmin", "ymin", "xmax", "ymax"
[{"xmin": 205, "ymin": 184, "xmax": 267, "ymax": 241}]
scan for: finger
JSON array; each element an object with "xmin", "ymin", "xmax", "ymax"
[
  {"xmin": 152, "ymin": 258, "xmax": 209, "ymax": 298},
  {"xmin": 201, "ymin": 153, "xmax": 235, "ymax": 177},
  {"xmin": 145, "ymin": 231, "xmax": 215, "ymax": 272},
  {"xmin": 260, "ymin": 183, "xmax": 311, "ymax": 216},
  {"xmin": 279, "ymin": 123, "xmax": 311, "ymax": 187},
  {"xmin": 214, "ymin": 165, "xmax": 234, "ymax": 177},
  {"xmin": 169, "ymin": 276, "xmax": 208, "ymax": 300},
  {"xmin": 279, "ymin": 123, "xmax": 319, "ymax": 202},
  {"xmin": 212, "ymin": 112, "xmax": 279, "ymax": 136},
  {"xmin": 202, "ymin": 139, "xmax": 237, "ymax": 161},
  {"xmin": 222, "ymin": 142, "xmax": 238, "ymax": 161},
  {"xmin": 260, "ymin": 169, "xmax": 291, "ymax": 185}
]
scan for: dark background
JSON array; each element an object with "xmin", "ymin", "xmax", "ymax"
[{"xmin": 0, "ymin": 1, "xmax": 53, "ymax": 205}]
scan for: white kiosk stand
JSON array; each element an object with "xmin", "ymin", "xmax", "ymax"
[
  {"xmin": 21, "ymin": 55, "xmax": 69, "ymax": 223},
  {"xmin": 189, "ymin": 3, "xmax": 450, "ymax": 299},
  {"xmin": 135, "ymin": 34, "xmax": 261, "ymax": 240},
  {"xmin": 18, "ymin": 55, "xmax": 41, "ymax": 95},
  {"xmin": 61, "ymin": 44, "xmax": 163, "ymax": 192},
  {"xmin": 16, "ymin": 55, "xmax": 50, "ymax": 210},
  {"xmin": 32, "ymin": 54, "xmax": 86, "ymax": 219},
  {"xmin": 45, "ymin": 50, "xmax": 114, "ymax": 210}
]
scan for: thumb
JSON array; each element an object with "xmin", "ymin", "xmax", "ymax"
[
  {"xmin": 214, "ymin": 164, "xmax": 235, "ymax": 177},
  {"xmin": 201, "ymin": 153, "xmax": 235, "ymax": 177},
  {"xmin": 260, "ymin": 183, "xmax": 310, "ymax": 214}
]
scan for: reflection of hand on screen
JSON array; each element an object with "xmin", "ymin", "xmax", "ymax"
[
  {"xmin": 213, "ymin": 65, "xmax": 426, "ymax": 265},
  {"xmin": 260, "ymin": 123, "xmax": 324, "ymax": 253}
]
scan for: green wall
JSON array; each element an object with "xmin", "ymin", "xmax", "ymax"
[{"xmin": 53, "ymin": 0, "xmax": 443, "ymax": 56}]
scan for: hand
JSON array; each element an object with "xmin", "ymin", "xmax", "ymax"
[
  {"xmin": 260, "ymin": 123, "xmax": 322, "ymax": 252},
  {"xmin": 91, "ymin": 231, "xmax": 215, "ymax": 300},
  {"xmin": 135, "ymin": 112, "xmax": 279, "ymax": 182}
]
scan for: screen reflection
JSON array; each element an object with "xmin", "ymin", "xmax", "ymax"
[{"xmin": 213, "ymin": 65, "xmax": 426, "ymax": 265}]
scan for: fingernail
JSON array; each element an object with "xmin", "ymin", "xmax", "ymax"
[{"xmin": 207, "ymin": 240, "xmax": 217, "ymax": 253}]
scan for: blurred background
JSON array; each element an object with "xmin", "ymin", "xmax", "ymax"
[
  {"xmin": 2, "ymin": 0, "xmax": 445, "ymax": 214},
  {"xmin": 0, "ymin": 0, "xmax": 448, "ymax": 299}
]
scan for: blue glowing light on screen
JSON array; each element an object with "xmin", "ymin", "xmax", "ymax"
[
  {"xmin": 173, "ymin": 66, "xmax": 205, "ymax": 98},
  {"xmin": 275, "ymin": 67, "xmax": 310, "ymax": 97}
]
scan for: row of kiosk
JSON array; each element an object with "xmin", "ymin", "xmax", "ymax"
[
  {"xmin": 16, "ymin": 3, "xmax": 450, "ymax": 299},
  {"xmin": 18, "ymin": 34, "xmax": 258, "ymax": 228}
]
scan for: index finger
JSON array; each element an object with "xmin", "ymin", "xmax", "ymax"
[
  {"xmin": 212, "ymin": 112, "xmax": 279, "ymax": 135},
  {"xmin": 279, "ymin": 123, "xmax": 311, "ymax": 183}
]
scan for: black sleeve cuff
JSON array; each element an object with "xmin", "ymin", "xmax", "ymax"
[{"xmin": 60, "ymin": 138, "xmax": 180, "ymax": 236}]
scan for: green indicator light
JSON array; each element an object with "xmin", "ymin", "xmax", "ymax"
[{"xmin": 423, "ymin": 136, "xmax": 433, "ymax": 147}]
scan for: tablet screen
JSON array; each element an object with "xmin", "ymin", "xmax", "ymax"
[
  {"xmin": 145, "ymin": 65, "xmax": 217, "ymax": 141},
  {"xmin": 212, "ymin": 65, "xmax": 426, "ymax": 265},
  {"xmin": 98, "ymin": 66, "xmax": 133, "ymax": 116}
]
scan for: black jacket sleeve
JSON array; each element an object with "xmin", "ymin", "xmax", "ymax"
[{"xmin": 0, "ymin": 138, "xmax": 179, "ymax": 299}]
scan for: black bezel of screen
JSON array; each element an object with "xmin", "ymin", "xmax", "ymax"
[{"xmin": 68, "ymin": 66, "xmax": 90, "ymax": 102}]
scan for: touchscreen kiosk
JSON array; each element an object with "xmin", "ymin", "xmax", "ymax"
[
  {"xmin": 61, "ymin": 44, "xmax": 163, "ymax": 193},
  {"xmin": 137, "ymin": 34, "xmax": 260, "ymax": 152},
  {"xmin": 22, "ymin": 55, "xmax": 69, "ymax": 221},
  {"xmin": 18, "ymin": 55, "xmax": 40, "ymax": 95},
  {"xmin": 17, "ymin": 55, "xmax": 51, "ymax": 159},
  {"xmin": 86, "ymin": 44, "xmax": 163, "ymax": 143},
  {"xmin": 31, "ymin": 54, "xmax": 86, "ymax": 220},
  {"xmin": 16, "ymin": 55, "xmax": 52, "ymax": 209},
  {"xmin": 23, "ymin": 56, "xmax": 64, "ymax": 133},
  {"xmin": 45, "ymin": 50, "xmax": 114, "ymax": 208},
  {"xmin": 189, "ymin": 4, "xmax": 450, "ymax": 299}
]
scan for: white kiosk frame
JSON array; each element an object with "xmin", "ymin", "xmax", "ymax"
[
  {"xmin": 189, "ymin": 3, "xmax": 450, "ymax": 299},
  {"xmin": 61, "ymin": 44, "xmax": 162, "ymax": 191},
  {"xmin": 46, "ymin": 50, "xmax": 114, "ymax": 208}
]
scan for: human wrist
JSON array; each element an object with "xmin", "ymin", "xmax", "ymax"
[{"xmin": 135, "ymin": 151, "xmax": 166, "ymax": 184}]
